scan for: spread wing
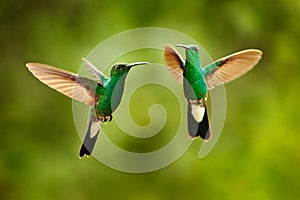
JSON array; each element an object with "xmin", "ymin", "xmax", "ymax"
[
  {"xmin": 164, "ymin": 45, "xmax": 185, "ymax": 84},
  {"xmin": 204, "ymin": 49, "xmax": 263, "ymax": 90},
  {"xmin": 82, "ymin": 58, "xmax": 109, "ymax": 85},
  {"xmin": 26, "ymin": 63, "xmax": 100, "ymax": 106}
]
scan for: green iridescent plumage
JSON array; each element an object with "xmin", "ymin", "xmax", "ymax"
[
  {"xmin": 26, "ymin": 60, "xmax": 148, "ymax": 157},
  {"xmin": 164, "ymin": 44, "xmax": 263, "ymax": 140}
]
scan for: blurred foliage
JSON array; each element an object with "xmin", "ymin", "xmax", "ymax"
[{"xmin": 1, "ymin": 0, "xmax": 300, "ymax": 199}]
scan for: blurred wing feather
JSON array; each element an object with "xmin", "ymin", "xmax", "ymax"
[
  {"xmin": 204, "ymin": 49, "xmax": 263, "ymax": 90},
  {"xmin": 82, "ymin": 58, "xmax": 109, "ymax": 85},
  {"xmin": 164, "ymin": 45, "xmax": 185, "ymax": 84},
  {"xmin": 26, "ymin": 63, "xmax": 99, "ymax": 106}
]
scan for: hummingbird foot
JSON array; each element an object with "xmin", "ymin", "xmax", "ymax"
[
  {"xmin": 189, "ymin": 97, "xmax": 207, "ymax": 107},
  {"xmin": 98, "ymin": 114, "xmax": 113, "ymax": 122},
  {"xmin": 106, "ymin": 115, "xmax": 112, "ymax": 122},
  {"xmin": 99, "ymin": 116, "xmax": 104, "ymax": 122}
]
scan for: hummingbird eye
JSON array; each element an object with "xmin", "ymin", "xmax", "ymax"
[
  {"xmin": 193, "ymin": 47, "xmax": 199, "ymax": 52},
  {"xmin": 115, "ymin": 65, "xmax": 121, "ymax": 70}
]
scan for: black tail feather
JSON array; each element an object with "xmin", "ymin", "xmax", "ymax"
[
  {"xmin": 188, "ymin": 104, "xmax": 210, "ymax": 140},
  {"xmin": 79, "ymin": 130, "xmax": 99, "ymax": 158},
  {"xmin": 79, "ymin": 144, "xmax": 91, "ymax": 157},
  {"xmin": 79, "ymin": 110, "xmax": 100, "ymax": 158}
]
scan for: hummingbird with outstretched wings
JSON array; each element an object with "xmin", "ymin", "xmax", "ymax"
[
  {"xmin": 26, "ymin": 59, "xmax": 148, "ymax": 157},
  {"xmin": 164, "ymin": 44, "xmax": 262, "ymax": 140}
]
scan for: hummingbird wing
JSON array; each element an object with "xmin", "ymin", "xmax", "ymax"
[
  {"xmin": 26, "ymin": 63, "xmax": 99, "ymax": 106},
  {"xmin": 164, "ymin": 45, "xmax": 185, "ymax": 84},
  {"xmin": 187, "ymin": 103, "xmax": 210, "ymax": 140},
  {"xmin": 203, "ymin": 49, "xmax": 263, "ymax": 90},
  {"xmin": 82, "ymin": 58, "xmax": 109, "ymax": 85},
  {"xmin": 79, "ymin": 107, "xmax": 100, "ymax": 158}
]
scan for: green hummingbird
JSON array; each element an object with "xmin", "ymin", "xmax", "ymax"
[
  {"xmin": 164, "ymin": 44, "xmax": 262, "ymax": 140},
  {"xmin": 26, "ymin": 59, "xmax": 148, "ymax": 157}
]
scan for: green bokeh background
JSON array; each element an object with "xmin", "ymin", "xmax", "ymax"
[{"xmin": 1, "ymin": 0, "xmax": 300, "ymax": 199}]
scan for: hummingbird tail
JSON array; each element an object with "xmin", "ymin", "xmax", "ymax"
[
  {"xmin": 187, "ymin": 104, "xmax": 210, "ymax": 140},
  {"xmin": 79, "ymin": 131, "xmax": 99, "ymax": 158},
  {"xmin": 79, "ymin": 112, "xmax": 100, "ymax": 158}
]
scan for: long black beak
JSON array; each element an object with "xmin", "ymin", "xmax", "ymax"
[
  {"xmin": 176, "ymin": 44, "xmax": 190, "ymax": 49},
  {"xmin": 126, "ymin": 62, "xmax": 149, "ymax": 68}
]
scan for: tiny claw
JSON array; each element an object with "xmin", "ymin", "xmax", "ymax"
[
  {"xmin": 97, "ymin": 114, "xmax": 113, "ymax": 122},
  {"xmin": 99, "ymin": 116, "xmax": 106, "ymax": 122}
]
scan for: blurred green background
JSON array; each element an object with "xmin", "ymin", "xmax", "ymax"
[{"xmin": 1, "ymin": 0, "xmax": 300, "ymax": 199}]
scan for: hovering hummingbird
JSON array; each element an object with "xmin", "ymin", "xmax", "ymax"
[
  {"xmin": 26, "ymin": 59, "xmax": 148, "ymax": 157},
  {"xmin": 164, "ymin": 44, "xmax": 262, "ymax": 140}
]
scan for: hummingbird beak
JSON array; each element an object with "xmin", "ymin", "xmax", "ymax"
[
  {"xmin": 176, "ymin": 44, "xmax": 190, "ymax": 49},
  {"xmin": 126, "ymin": 62, "xmax": 149, "ymax": 68}
]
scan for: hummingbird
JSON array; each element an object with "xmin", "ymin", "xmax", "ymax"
[
  {"xmin": 164, "ymin": 44, "xmax": 262, "ymax": 140},
  {"xmin": 26, "ymin": 59, "xmax": 148, "ymax": 157}
]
